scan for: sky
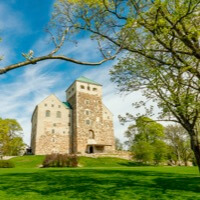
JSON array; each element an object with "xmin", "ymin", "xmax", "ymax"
[{"xmin": 0, "ymin": 0, "xmax": 149, "ymax": 146}]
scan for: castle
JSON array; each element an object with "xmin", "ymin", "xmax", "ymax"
[{"xmin": 31, "ymin": 76, "xmax": 115, "ymax": 155}]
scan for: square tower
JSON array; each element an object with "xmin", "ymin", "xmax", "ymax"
[{"xmin": 66, "ymin": 76, "xmax": 115, "ymax": 154}]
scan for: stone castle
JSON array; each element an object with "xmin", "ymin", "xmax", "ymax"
[{"xmin": 31, "ymin": 76, "xmax": 115, "ymax": 155}]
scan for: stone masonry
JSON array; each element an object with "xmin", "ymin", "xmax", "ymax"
[{"xmin": 31, "ymin": 76, "xmax": 115, "ymax": 155}]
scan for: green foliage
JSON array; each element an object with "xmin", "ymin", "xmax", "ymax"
[
  {"xmin": 153, "ymin": 140, "xmax": 168, "ymax": 165},
  {"xmin": 165, "ymin": 124, "xmax": 194, "ymax": 166},
  {"xmin": 42, "ymin": 154, "xmax": 78, "ymax": 167},
  {"xmin": 132, "ymin": 141, "xmax": 154, "ymax": 163},
  {"xmin": 0, "ymin": 160, "xmax": 15, "ymax": 168},
  {"xmin": 115, "ymin": 137, "xmax": 123, "ymax": 150},
  {"xmin": 0, "ymin": 118, "xmax": 25, "ymax": 156}
]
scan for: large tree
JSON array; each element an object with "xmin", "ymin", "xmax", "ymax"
[
  {"xmin": 51, "ymin": 0, "xmax": 200, "ymax": 171},
  {"xmin": 0, "ymin": 118, "xmax": 25, "ymax": 156}
]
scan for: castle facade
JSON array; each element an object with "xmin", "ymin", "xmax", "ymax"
[{"xmin": 31, "ymin": 76, "xmax": 115, "ymax": 155}]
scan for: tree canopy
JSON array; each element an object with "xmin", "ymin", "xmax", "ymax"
[{"xmin": 0, "ymin": 118, "xmax": 25, "ymax": 156}]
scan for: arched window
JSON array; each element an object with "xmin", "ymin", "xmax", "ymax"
[
  {"xmin": 56, "ymin": 111, "xmax": 61, "ymax": 118},
  {"xmin": 89, "ymin": 130, "xmax": 95, "ymax": 139},
  {"xmin": 45, "ymin": 110, "xmax": 50, "ymax": 117}
]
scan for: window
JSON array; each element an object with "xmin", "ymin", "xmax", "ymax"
[
  {"xmin": 53, "ymin": 123, "xmax": 56, "ymax": 127},
  {"xmin": 85, "ymin": 100, "xmax": 89, "ymax": 104},
  {"xmin": 86, "ymin": 120, "xmax": 90, "ymax": 125},
  {"xmin": 45, "ymin": 104, "xmax": 47, "ymax": 106},
  {"xmin": 68, "ymin": 113, "xmax": 71, "ymax": 117},
  {"xmin": 63, "ymin": 131, "xmax": 66, "ymax": 134},
  {"xmin": 87, "ymin": 86, "xmax": 90, "ymax": 90},
  {"xmin": 45, "ymin": 110, "xmax": 50, "ymax": 117},
  {"xmin": 85, "ymin": 110, "xmax": 90, "ymax": 115},
  {"xmin": 51, "ymin": 104, "xmax": 54, "ymax": 107},
  {"xmin": 93, "ymin": 88, "xmax": 97, "ymax": 91},
  {"xmin": 80, "ymin": 85, "xmax": 85, "ymax": 89},
  {"xmin": 56, "ymin": 111, "xmax": 61, "ymax": 118},
  {"xmin": 58, "ymin": 105, "xmax": 61, "ymax": 108},
  {"xmin": 68, "ymin": 123, "xmax": 71, "ymax": 126},
  {"xmin": 52, "ymin": 129, "xmax": 55, "ymax": 134},
  {"xmin": 89, "ymin": 130, "xmax": 95, "ymax": 139}
]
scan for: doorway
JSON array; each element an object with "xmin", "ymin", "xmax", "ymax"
[{"xmin": 89, "ymin": 146, "xmax": 94, "ymax": 153}]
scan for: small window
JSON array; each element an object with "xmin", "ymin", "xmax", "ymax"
[
  {"xmin": 107, "ymin": 116, "xmax": 110, "ymax": 119},
  {"xmin": 86, "ymin": 120, "xmax": 90, "ymax": 125},
  {"xmin": 68, "ymin": 113, "xmax": 71, "ymax": 117},
  {"xmin": 45, "ymin": 104, "xmax": 47, "ymax": 107},
  {"xmin": 52, "ymin": 129, "xmax": 55, "ymax": 134},
  {"xmin": 68, "ymin": 123, "xmax": 71, "ymax": 126},
  {"xmin": 80, "ymin": 85, "xmax": 85, "ymax": 89},
  {"xmin": 52, "ymin": 138, "xmax": 55, "ymax": 142},
  {"xmin": 85, "ymin": 100, "xmax": 89, "ymax": 104},
  {"xmin": 58, "ymin": 105, "xmax": 61, "ymax": 108},
  {"xmin": 63, "ymin": 131, "xmax": 66, "ymax": 134},
  {"xmin": 87, "ymin": 86, "xmax": 90, "ymax": 90},
  {"xmin": 72, "ymin": 88, "xmax": 74, "ymax": 91},
  {"xmin": 85, "ymin": 110, "xmax": 90, "ymax": 115},
  {"xmin": 56, "ymin": 111, "xmax": 61, "ymax": 118},
  {"xmin": 53, "ymin": 123, "xmax": 56, "ymax": 127},
  {"xmin": 45, "ymin": 110, "xmax": 50, "ymax": 117},
  {"xmin": 93, "ymin": 88, "xmax": 97, "ymax": 91},
  {"xmin": 51, "ymin": 104, "xmax": 54, "ymax": 107}
]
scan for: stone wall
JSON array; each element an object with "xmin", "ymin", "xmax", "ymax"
[{"xmin": 32, "ymin": 94, "xmax": 72, "ymax": 155}]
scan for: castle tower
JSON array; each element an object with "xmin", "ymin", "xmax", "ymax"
[{"xmin": 66, "ymin": 76, "xmax": 115, "ymax": 154}]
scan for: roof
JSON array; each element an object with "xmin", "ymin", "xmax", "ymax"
[
  {"xmin": 62, "ymin": 102, "xmax": 72, "ymax": 109},
  {"xmin": 76, "ymin": 76, "xmax": 102, "ymax": 86}
]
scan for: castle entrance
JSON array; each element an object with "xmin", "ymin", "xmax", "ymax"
[{"xmin": 89, "ymin": 146, "xmax": 94, "ymax": 153}]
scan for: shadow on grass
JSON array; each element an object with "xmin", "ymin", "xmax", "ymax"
[
  {"xmin": 118, "ymin": 161, "xmax": 151, "ymax": 167},
  {"xmin": 0, "ymin": 169, "xmax": 199, "ymax": 199}
]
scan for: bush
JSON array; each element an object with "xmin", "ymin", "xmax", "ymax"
[
  {"xmin": 42, "ymin": 154, "xmax": 78, "ymax": 168},
  {"xmin": 0, "ymin": 160, "xmax": 15, "ymax": 168}
]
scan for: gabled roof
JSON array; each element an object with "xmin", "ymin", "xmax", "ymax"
[
  {"xmin": 62, "ymin": 102, "xmax": 72, "ymax": 109},
  {"xmin": 76, "ymin": 76, "xmax": 102, "ymax": 86}
]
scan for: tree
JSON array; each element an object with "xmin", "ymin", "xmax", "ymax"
[
  {"xmin": 0, "ymin": 118, "xmax": 25, "ymax": 156},
  {"xmin": 125, "ymin": 117, "xmax": 167, "ymax": 164},
  {"xmin": 165, "ymin": 124, "xmax": 193, "ymax": 166},
  {"xmin": 132, "ymin": 141, "xmax": 154, "ymax": 163},
  {"xmin": 115, "ymin": 137, "xmax": 123, "ymax": 150},
  {"xmin": 47, "ymin": 0, "xmax": 200, "ymax": 170}
]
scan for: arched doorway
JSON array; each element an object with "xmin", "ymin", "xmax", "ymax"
[{"xmin": 89, "ymin": 146, "xmax": 94, "ymax": 153}]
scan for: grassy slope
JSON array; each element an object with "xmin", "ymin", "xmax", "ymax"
[
  {"xmin": 0, "ymin": 156, "xmax": 199, "ymax": 200},
  {"xmin": 10, "ymin": 155, "xmax": 135, "ymax": 168}
]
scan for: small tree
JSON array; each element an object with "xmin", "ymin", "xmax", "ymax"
[
  {"xmin": 115, "ymin": 137, "xmax": 123, "ymax": 151},
  {"xmin": 0, "ymin": 118, "xmax": 25, "ymax": 156}
]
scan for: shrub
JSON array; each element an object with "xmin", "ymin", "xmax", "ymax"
[
  {"xmin": 42, "ymin": 154, "xmax": 78, "ymax": 167},
  {"xmin": 0, "ymin": 160, "xmax": 15, "ymax": 168}
]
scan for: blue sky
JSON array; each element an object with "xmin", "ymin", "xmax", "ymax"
[{"xmin": 0, "ymin": 0, "xmax": 145, "ymax": 145}]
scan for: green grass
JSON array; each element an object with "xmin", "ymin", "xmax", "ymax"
[{"xmin": 0, "ymin": 156, "xmax": 199, "ymax": 200}]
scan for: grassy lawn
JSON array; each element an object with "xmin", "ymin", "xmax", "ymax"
[{"xmin": 0, "ymin": 156, "xmax": 199, "ymax": 200}]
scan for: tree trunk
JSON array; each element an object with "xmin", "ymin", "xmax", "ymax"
[{"xmin": 190, "ymin": 133, "xmax": 200, "ymax": 173}]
